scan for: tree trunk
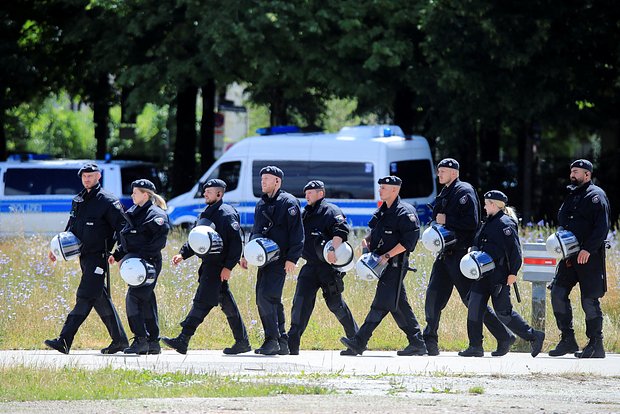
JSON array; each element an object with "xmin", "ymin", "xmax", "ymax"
[
  {"xmin": 393, "ymin": 88, "xmax": 414, "ymax": 135},
  {"xmin": 457, "ymin": 123, "xmax": 479, "ymax": 188},
  {"xmin": 119, "ymin": 87, "xmax": 136, "ymax": 142},
  {"xmin": 599, "ymin": 119, "xmax": 620, "ymax": 224},
  {"xmin": 199, "ymin": 79, "xmax": 216, "ymax": 173},
  {"xmin": 171, "ymin": 84, "xmax": 198, "ymax": 196},
  {"xmin": 519, "ymin": 123, "xmax": 534, "ymax": 223},
  {"xmin": 0, "ymin": 104, "xmax": 6, "ymax": 161},
  {"xmin": 269, "ymin": 88, "xmax": 288, "ymax": 126},
  {"xmin": 93, "ymin": 74, "xmax": 111, "ymax": 159}
]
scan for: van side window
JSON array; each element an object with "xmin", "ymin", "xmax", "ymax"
[
  {"xmin": 121, "ymin": 165, "xmax": 164, "ymax": 196},
  {"xmin": 252, "ymin": 161, "xmax": 374, "ymax": 199},
  {"xmin": 390, "ymin": 160, "xmax": 434, "ymax": 198},
  {"xmin": 195, "ymin": 161, "xmax": 241, "ymax": 198},
  {"xmin": 4, "ymin": 168, "xmax": 82, "ymax": 196}
]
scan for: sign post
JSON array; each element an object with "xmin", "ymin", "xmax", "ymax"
[{"xmin": 522, "ymin": 243, "xmax": 557, "ymax": 331}]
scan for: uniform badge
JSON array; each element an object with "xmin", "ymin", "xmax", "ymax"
[
  {"xmin": 231, "ymin": 221, "xmax": 240, "ymax": 231},
  {"xmin": 154, "ymin": 217, "xmax": 165, "ymax": 226},
  {"xmin": 408, "ymin": 213, "xmax": 417, "ymax": 223},
  {"xmin": 334, "ymin": 214, "xmax": 345, "ymax": 223},
  {"xmin": 503, "ymin": 227, "xmax": 512, "ymax": 236},
  {"xmin": 288, "ymin": 206, "xmax": 298, "ymax": 216},
  {"xmin": 459, "ymin": 195, "xmax": 468, "ymax": 205},
  {"xmin": 113, "ymin": 200, "xmax": 123, "ymax": 210},
  {"xmin": 592, "ymin": 195, "xmax": 600, "ymax": 204}
]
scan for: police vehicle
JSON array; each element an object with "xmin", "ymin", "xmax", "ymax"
[
  {"xmin": 167, "ymin": 125, "xmax": 436, "ymax": 229},
  {"xmin": 0, "ymin": 158, "xmax": 162, "ymax": 234}
]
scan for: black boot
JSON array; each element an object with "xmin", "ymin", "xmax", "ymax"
[
  {"xmin": 278, "ymin": 336, "xmax": 290, "ymax": 355},
  {"xmin": 548, "ymin": 332, "xmax": 579, "ymax": 357},
  {"xmin": 141, "ymin": 338, "xmax": 161, "ymax": 355},
  {"xmin": 340, "ymin": 336, "xmax": 366, "ymax": 356},
  {"xmin": 101, "ymin": 339, "xmax": 129, "ymax": 354},
  {"xmin": 254, "ymin": 338, "xmax": 280, "ymax": 355},
  {"xmin": 575, "ymin": 337, "xmax": 605, "ymax": 359},
  {"xmin": 492, "ymin": 335, "xmax": 516, "ymax": 357},
  {"xmin": 458, "ymin": 345, "xmax": 484, "ymax": 357},
  {"xmin": 287, "ymin": 334, "xmax": 300, "ymax": 356},
  {"xmin": 223, "ymin": 340, "xmax": 252, "ymax": 355},
  {"xmin": 397, "ymin": 341, "xmax": 427, "ymax": 356},
  {"xmin": 44, "ymin": 337, "xmax": 70, "ymax": 354},
  {"xmin": 530, "ymin": 330, "xmax": 545, "ymax": 357},
  {"xmin": 124, "ymin": 337, "xmax": 148, "ymax": 354},
  {"xmin": 425, "ymin": 339, "xmax": 440, "ymax": 356},
  {"xmin": 162, "ymin": 333, "xmax": 191, "ymax": 355}
]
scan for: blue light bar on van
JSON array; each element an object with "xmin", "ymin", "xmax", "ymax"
[
  {"xmin": 383, "ymin": 128, "xmax": 392, "ymax": 137},
  {"xmin": 256, "ymin": 126, "xmax": 301, "ymax": 136}
]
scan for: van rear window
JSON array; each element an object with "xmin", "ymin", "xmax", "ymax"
[
  {"xmin": 252, "ymin": 161, "xmax": 374, "ymax": 199},
  {"xmin": 389, "ymin": 160, "xmax": 434, "ymax": 198},
  {"xmin": 4, "ymin": 168, "xmax": 82, "ymax": 196}
]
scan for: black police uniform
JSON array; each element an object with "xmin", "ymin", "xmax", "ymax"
[
  {"xmin": 287, "ymin": 197, "xmax": 358, "ymax": 354},
  {"xmin": 113, "ymin": 199, "xmax": 169, "ymax": 350},
  {"xmin": 176, "ymin": 199, "xmax": 249, "ymax": 347},
  {"xmin": 251, "ymin": 188, "xmax": 304, "ymax": 350},
  {"xmin": 343, "ymin": 195, "xmax": 426, "ymax": 355},
  {"xmin": 550, "ymin": 180, "xmax": 610, "ymax": 356},
  {"xmin": 465, "ymin": 210, "xmax": 543, "ymax": 356},
  {"xmin": 51, "ymin": 182, "xmax": 128, "ymax": 352},
  {"xmin": 423, "ymin": 179, "xmax": 511, "ymax": 354}
]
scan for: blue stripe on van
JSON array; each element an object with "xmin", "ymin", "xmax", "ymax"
[{"xmin": 0, "ymin": 196, "xmax": 133, "ymax": 214}]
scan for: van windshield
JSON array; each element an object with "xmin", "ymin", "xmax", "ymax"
[
  {"xmin": 389, "ymin": 159, "xmax": 434, "ymax": 198},
  {"xmin": 4, "ymin": 168, "xmax": 82, "ymax": 195},
  {"xmin": 195, "ymin": 161, "xmax": 241, "ymax": 198},
  {"xmin": 252, "ymin": 161, "xmax": 374, "ymax": 199}
]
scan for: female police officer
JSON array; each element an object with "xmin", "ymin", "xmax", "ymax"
[
  {"xmin": 109, "ymin": 179, "xmax": 170, "ymax": 355},
  {"xmin": 459, "ymin": 190, "xmax": 545, "ymax": 357}
]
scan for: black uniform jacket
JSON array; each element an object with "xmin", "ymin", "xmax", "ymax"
[
  {"xmin": 113, "ymin": 200, "xmax": 169, "ymax": 262},
  {"xmin": 432, "ymin": 178, "xmax": 480, "ymax": 250},
  {"xmin": 558, "ymin": 181, "xmax": 610, "ymax": 253},
  {"xmin": 473, "ymin": 211, "xmax": 522, "ymax": 278},
  {"xmin": 301, "ymin": 198, "xmax": 350, "ymax": 263},
  {"xmin": 250, "ymin": 189, "xmax": 304, "ymax": 264},
  {"xmin": 180, "ymin": 199, "xmax": 243, "ymax": 270},
  {"xmin": 66, "ymin": 183, "xmax": 125, "ymax": 254},
  {"xmin": 368, "ymin": 196, "xmax": 420, "ymax": 256}
]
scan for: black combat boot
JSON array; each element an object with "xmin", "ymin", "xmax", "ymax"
[
  {"xmin": 124, "ymin": 337, "xmax": 148, "ymax": 354},
  {"xmin": 162, "ymin": 333, "xmax": 191, "ymax": 355},
  {"xmin": 278, "ymin": 336, "xmax": 290, "ymax": 355},
  {"xmin": 458, "ymin": 345, "xmax": 484, "ymax": 357},
  {"xmin": 340, "ymin": 336, "xmax": 366, "ymax": 356},
  {"xmin": 101, "ymin": 339, "xmax": 130, "ymax": 354},
  {"xmin": 44, "ymin": 337, "xmax": 71, "ymax": 354},
  {"xmin": 492, "ymin": 335, "xmax": 516, "ymax": 357},
  {"xmin": 223, "ymin": 340, "xmax": 252, "ymax": 355},
  {"xmin": 287, "ymin": 335, "xmax": 300, "ymax": 355},
  {"xmin": 530, "ymin": 330, "xmax": 545, "ymax": 357},
  {"xmin": 425, "ymin": 339, "xmax": 440, "ymax": 356},
  {"xmin": 575, "ymin": 337, "xmax": 605, "ymax": 359},
  {"xmin": 549, "ymin": 332, "xmax": 579, "ymax": 356},
  {"xmin": 254, "ymin": 338, "xmax": 280, "ymax": 355},
  {"xmin": 140, "ymin": 338, "xmax": 161, "ymax": 355},
  {"xmin": 397, "ymin": 341, "xmax": 427, "ymax": 356}
]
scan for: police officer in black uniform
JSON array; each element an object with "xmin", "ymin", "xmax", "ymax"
[
  {"xmin": 163, "ymin": 179, "xmax": 251, "ymax": 355},
  {"xmin": 459, "ymin": 190, "xmax": 545, "ymax": 357},
  {"xmin": 549, "ymin": 159, "xmax": 610, "ymax": 358},
  {"xmin": 287, "ymin": 180, "xmax": 358, "ymax": 355},
  {"xmin": 340, "ymin": 176, "xmax": 427, "ymax": 356},
  {"xmin": 423, "ymin": 158, "xmax": 512, "ymax": 356},
  {"xmin": 45, "ymin": 163, "xmax": 129, "ymax": 354},
  {"xmin": 240, "ymin": 166, "xmax": 304, "ymax": 356},
  {"xmin": 109, "ymin": 179, "xmax": 169, "ymax": 355}
]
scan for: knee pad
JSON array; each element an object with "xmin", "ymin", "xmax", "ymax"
[
  {"xmin": 551, "ymin": 286, "xmax": 571, "ymax": 314},
  {"xmin": 581, "ymin": 297, "xmax": 602, "ymax": 320}
]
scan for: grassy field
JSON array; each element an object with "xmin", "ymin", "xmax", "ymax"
[{"xmin": 0, "ymin": 226, "xmax": 618, "ymax": 353}]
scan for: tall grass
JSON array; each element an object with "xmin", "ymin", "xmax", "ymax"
[{"xmin": 0, "ymin": 226, "xmax": 618, "ymax": 352}]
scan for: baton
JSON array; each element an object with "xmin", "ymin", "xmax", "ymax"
[
  {"xmin": 104, "ymin": 239, "xmax": 111, "ymax": 299},
  {"xmin": 513, "ymin": 281, "xmax": 521, "ymax": 303}
]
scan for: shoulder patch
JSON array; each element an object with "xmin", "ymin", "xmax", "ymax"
[
  {"xmin": 113, "ymin": 200, "xmax": 123, "ymax": 210},
  {"xmin": 334, "ymin": 214, "xmax": 345, "ymax": 223},
  {"xmin": 408, "ymin": 213, "xmax": 418, "ymax": 223},
  {"xmin": 288, "ymin": 206, "xmax": 298, "ymax": 216},
  {"xmin": 503, "ymin": 227, "xmax": 512, "ymax": 236},
  {"xmin": 231, "ymin": 221, "xmax": 240, "ymax": 231},
  {"xmin": 592, "ymin": 195, "xmax": 600, "ymax": 204},
  {"xmin": 459, "ymin": 195, "xmax": 468, "ymax": 205},
  {"xmin": 154, "ymin": 217, "xmax": 165, "ymax": 226}
]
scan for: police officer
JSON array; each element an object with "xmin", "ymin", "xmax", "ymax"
[
  {"xmin": 287, "ymin": 180, "xmax": 358, "ymax": 355},
  {"xmin": 459, "ymin": 190, "xmax": 545, "ymax": 357},
  {"xmin": 240, "ymin": 166, "xmax": 304, "ymax": 355},
  {"xmin": 423, "ymin": 158, "xmax": 512, "ymax": 356},
  {"xmin": 109, "ymin": 179, "xmax": 169, "ymax": 355},
  {"xmin": 549, "ymin": 159, "xmax": 610, "ymax": 358},
  {"xmin": 340, "ymin": 176, "xmax": 426, "ymax": 356},
  {"xmin": 45, "ymin": 163, "xmax": 129, "ymax": 354},
  {"xmin": 163, "ymin": 179, "xmax": 251, "ymax": 355}
]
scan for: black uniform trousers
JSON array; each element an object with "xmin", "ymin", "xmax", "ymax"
[
  {"xmin": 424, "ymin": 250, "xmax": 511, "ymax": 344},
  {"xmin": 126, "ymin": 258, "xmax": 162, "ymax": 339},
  {"xmin": 550, "ymin": 250, "xmax": 606, "ymax": 340},
  {"xmin": 355, "ymin": 264, "xmax": 424, "ymax": 347},
  {"xmin": 467, "ymin": 273, "xmax": 535, "ymax": 347},
  {"xmin": 288, "ymin": 262, "xmax": 358, "ymax": 351},
  {"xmin": 256, "ymin": 259, "xmax": 287, "ymax": 341},
  {"xmin": 180, "ymin": 262, "xmax": 248, "ymax": 342},
  {"xmin": 59, "ymin": 252, "xmax": 127, "ymax": 346}
]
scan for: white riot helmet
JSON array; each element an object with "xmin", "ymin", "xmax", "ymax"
[
  {"xmin": 355, "ymin": 252, "xmax": 388, "ymax": 281},
  {"xmin": 322, "ymin": 240, "xmax": 355, "ymax": 272},
  {"xmin": 421, "ymin": 224, "xmax": 457, "ymax": 254},
  {"xmin": 188, "ymin": 218, "xmax": 223, "ymax": 256},
  {"xmin": 545, "ymin": 230, "xmax": 580, "ymax": 259},
  {"xmin": 119, "ymin": 256, "xmax": 157, "ymax": 287},
  {"xmin": 50, "ymin": 231, "xmax": 81, "ymax": 261},
  {"xmin": 244, "ymin": 237, "xmax": 280, "ymax": 268},
  {"xmin": 459, "ymin": 251, "xmax": 496, "ymax": 281}
]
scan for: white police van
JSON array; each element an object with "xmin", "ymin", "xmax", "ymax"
[
  {"xmin": 0, "ymin": 159, "xmax": 162, "ymax": 234},
  {"xmin": 167, "ymin": 125, "xmax": 436, "ymax": 229}
]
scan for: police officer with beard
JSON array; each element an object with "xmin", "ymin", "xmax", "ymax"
[
  {"xmin": 423, "ymin": 158, "xmax": 512, "ymax": 356},
  {"xmin": 287, "ymin": 180, "xmax": 358, "ymax": 355},
  {"xmin": 163, "ymin": 179, "xmax": 251, "ymax": 355},
  {"xmin": 45, "ymin": 163, "xmax": 129, "ymax": 354},
  {"xmin": 240, "ymin": 166, "xmax": 304, "ymax": 356},
  {"xmin": 341, "ymin": 176, "xmax": 426, "ymax": 356},
  {"xmin": 549, "ymin": 159, "xmax": 610, "ymax": 359},
  {"xmin": 109, "ymin": 179, "xmax": 169, "ymax": 355}
]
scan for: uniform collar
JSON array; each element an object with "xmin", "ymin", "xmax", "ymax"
[
  {"xmin": 81, "ymin": 183, "xmax": 101, "ymax": 200},
  {"xmin": 130, "ymin": 200, "xmax": 153, "ymax": 216},
  {"xmin": 379, "ymin": 196, "xmax": 400, "ymax": 214},
  {"xmin": 484, "ymin": 209, "xmax": 504, "ymax": 224},
  {"xmin": 262, "ymin": 189, "xmax": 282, "ymax": 202},
  {"xmin": 304, "ymin": 197, "xmax": 325, "ymax": 214},
  {"xmin": 203, "ymin": 199, "xmax": 223, "ymax": 217},
  {"xmin": 567, "ymin": 180, "xmax": 592, "ymax": 194}
]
